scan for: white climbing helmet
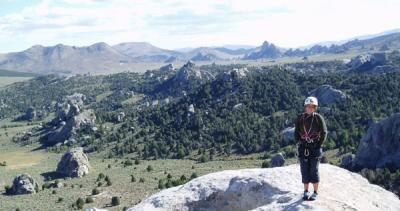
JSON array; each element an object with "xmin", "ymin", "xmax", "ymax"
[{"xmin": 304, "ymin": 96, "xmax": 318, "ymax": 106}]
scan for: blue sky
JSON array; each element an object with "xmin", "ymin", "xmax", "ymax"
[{"xmin": 0, "ymin": 0, "xmax": 399, "ymax": 53}]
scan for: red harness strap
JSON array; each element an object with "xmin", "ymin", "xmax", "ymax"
[{"xmin": 300, "ymin": 113, "xmax": 321, "ymax": 143}]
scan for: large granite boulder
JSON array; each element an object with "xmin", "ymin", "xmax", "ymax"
[
  {"xmin": 340, "ymin": 154, "xmax": 354, "ymax": 169},
  {"xmin": 128, "ymin": 164, "xmax": 400, "ymax": 210},
  {"xmin": 354, "ymin": 113, "xmax": 400, "ymax": 170},
  {"xmin": 56, "ymin": 147, "xmax": 90, "ymax": 178},
  {"xmin": 309, "ymin": 85, "xmax": 348, "ymax": 105},
  {"xmin": 24, "ymin": 106, "xmax": 37, "ymax": 121},
  {"xmin": 9, "ymin": 173, "xmax": 39, "ymax": 195},
  {"xmin": 271, "ymin": 153, "xmax": 285, "ymax": 167},
  {"xmin": 281, "ymin": 127, "xmax": 294, "ymax": 142}
]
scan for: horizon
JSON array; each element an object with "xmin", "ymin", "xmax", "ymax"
[{"xmin": 1, "ymin": 0, "xmax": 400, "ymax": 53}]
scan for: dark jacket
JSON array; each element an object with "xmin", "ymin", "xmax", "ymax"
[{"xmin": 295, "ymin": 112, "xmax": 327, "ymax": 157}]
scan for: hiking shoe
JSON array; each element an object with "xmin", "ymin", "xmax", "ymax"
[
  {"xmin": 309, "ymin": 192, "xmax": 318, "ymax": 201},
  {"xmin": 302, "ymin": 191, "xmax": 310, "ymax": 200}
]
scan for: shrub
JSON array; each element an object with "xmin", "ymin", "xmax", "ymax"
[
  {"xmin": 42, "ymin": 182, "xmax": 52, "ymax": 190},
  {"xmin": 139, "ymin": 178, "xmax": 145, "ymax": 183},
  {"xmin": 57, "ymin": 197, "xmax": 64, "ymax": 203},
  {"xmin": 92, "ymin": 188, "xmax": 100, "ymax": 195},
  {"xmin": 131, "ymin": 175, "xmax": 136, "ymax": 182},
  {"xmin": 134, "ymin": 159, "xmax": 140, "ymax": 165},
  {"xmin": 190, "ymin": 172, "xmax": 198, "ymax": 179},
  {"xmin": 146, "ymin": 165, "xmax": 153, "ymax": 172},
  {"xmin": 86, "ymin": 196, "xmax": 94, "ymax": 203},
  {"xmin": 97, "ymin": 173, "xmax": 105, "ymax": 181},
  {"xmin": 262, "ymin": 160, "xmax": 271, "ymax": 168},
  {"xmin": 52, "ymin": 190, "xmax": 57, "ymax": 194},
  {"xmin": 76, "ymin": 197, "xmax": 85, "ymax": 209},
  {"xmin": 158, "ymin": 179, "xmax": 165, "ymax": 189},
  {"xmin": 199, "ymin": 155, "xmax": 208, "ymax": 163},
  {"xmin": 5, "ymin": 185, "xmax": 12, "ymax": 195},
  {"xmin": 111, "ymin": 196, "xmax": 120, "ymax": 206},
  {"xmin": 124, "ymin": 159, "xmax": 133, "ymax": 167}
]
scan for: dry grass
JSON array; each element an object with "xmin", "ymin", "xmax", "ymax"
[{"xmin": 0, "ymin": 77, "xmax": 32, "ymax": 88}]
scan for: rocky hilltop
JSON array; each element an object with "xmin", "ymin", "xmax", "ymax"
[{"xmin": 128, "ymin": 164, "xmax": 400, "ymax": 211}]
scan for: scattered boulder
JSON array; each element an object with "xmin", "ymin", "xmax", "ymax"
[
  {"xmin": 9, "ymin": 173, "xmax": 39, "ymax": 195},
  {"xmin": 128, "ymin": 164, "xmax": 400, "ymax": 211},
  {"xmin": 354, "ymin": 113, "xmax": 400, "ymax": 170},
  {"xmin": 320, "ymin": 155, "xmax": 329, "ymax": 164},
  {"xmin": 56, "ymin": 147, "xmax": 90, "ymax": 178},
  {"xmin": 116, "ymin": 112, "xmax": 125, "ymax": 123},
  {"xmin": 309, "ymin": 85, "xmax": 348, "ymax": 105},
  {"xmin": 281, "ymin": 127, "xmax": 294, "ymax": 142},
  {"xmin": 187, "ymin": 104, "xmax": 195, "ymax": 114},
  {"xmin": 271, "ymin": 153, "xmax": 285, "ymax": 167},
  {"xmin": 341, "ymin": 154, "xmax": 355, "ymax": 169}
]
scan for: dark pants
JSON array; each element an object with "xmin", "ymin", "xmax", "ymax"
[{"xmin": 299, "ymin": 156, "xmax": 320, "ymax": 183}]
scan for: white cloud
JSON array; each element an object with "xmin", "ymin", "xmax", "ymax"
[{"xmin": 0, "ymin": 0, "xmax": 399, "ymax": 52}]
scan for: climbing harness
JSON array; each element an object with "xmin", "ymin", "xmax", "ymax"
[
  {"xmin": 300, "ymin": 112, "xmax": 321, "ymax": 144},
  {"xmin": 299, "ymin": 112, "xmax": 321, "ymax": 156}
]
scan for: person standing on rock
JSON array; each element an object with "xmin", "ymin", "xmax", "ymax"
[{"xmin": 295, "ymin": 96, "xmax": 327, "ymax": 201}]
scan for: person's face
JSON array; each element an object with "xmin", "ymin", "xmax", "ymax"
[{"xmin": 305, "ymin": 104, "xmax": 316, "ymax": 114}]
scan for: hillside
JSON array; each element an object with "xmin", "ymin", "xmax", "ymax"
[
  {"xmin": 0, "ymin": 59, "xmax": 400, "ymax": 210},
  {"xmin": 0, "ymin": 43, "xmax": 138, "ymax": 74},
  {"xmin": 0, "ymin": 32, "xmax": 399, "ymax": 74}
]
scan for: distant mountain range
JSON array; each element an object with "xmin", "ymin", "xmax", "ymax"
[{"xmin": 0, "ymin": 31, "xmax": 399, "ymax": 75}]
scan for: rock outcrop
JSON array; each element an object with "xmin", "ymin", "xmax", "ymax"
[
  {"xmin": 45, "ymin": 93, "xmax": 96, "ymax": 145},
  {"xmin": 309, "ymin": 85, "xmax": 348, "ymax": 105},
  {"xmin": 174, "ymin": 61, "xmax": 214, "ymax": 82},
  {"xmin": 21, "ymin": 106, "xmax": 47, "ymax": 121},
  {"xmin": 159, "ymin": 63, "xmax": 174, "ymax": 72},
  {"xmin": 220, "ymin": 67, "xmax": 249, "ymax": 81},
  {"xmin": 56, "ymin": 147, "xmax": 90, "ymax": 178},
  {"xmin": 9, "ymin": 173, "xmax": 39, "ymax": 195},
  {"xmin": 243, "ymin": 41, "xmax": 281, "ymax": 60},
  {"xmin": 128, "ymin": 164, "xmax": 400, "ymax": 211},
  {"xmin": 354, "ymin": 113, "xmax": 400, "ymax": 170},
  {"xmin": 347, "ymin": 53, "xmax": 388, "ymax": 72}
]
